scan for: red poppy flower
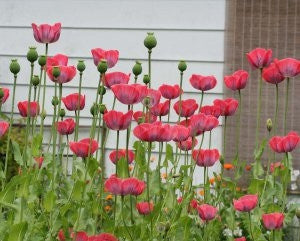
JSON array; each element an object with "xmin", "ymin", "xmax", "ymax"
[
  {"xmin": 213, "ymin": 98, "xmax": 238, "ymax": 116},
  {"xmin": 173, "ymin": 99, "xmax": 198, "ymax": 118},
  {"xmin": 235, "ymin": 237, "xmax": 246, "ymax": 241},
  {"xmin": 275, "ymin": 58, "xmax": 300, "ymax": 78},
  {"xmin": 133, "ymin": 122, "xmax": 174, "ymax": 142},
  {"xmin": 262, "ymin": 212, "xmax": 284, "ymax": 230},
  {"xmin": 269, "ymin": 131, "xmax": 300, "ymax": 153},
  {"xmin": 103, "ymin": 110, "xmax": 133, "ymax": 131},
  {"xmin": 0, "ymin": 121, "xmax": 9, "ymax": 138},
  {"xmin": 233, "ymin": 194, "xmax": 258, "ymax": 212},
  {"xmin": 246, "ymin": 48, "xmax": 272, "ymax": 69},
  {"xmin": 17, "ymin": 101, "xmax": 40, "ymax": 117},
  {"xmin": 177, "ymin": 137, "xmax": 198, "ymax": 151},
  {"xmin": 133, "ymin": 111, "xmax": 157, "ymax": 123},
  {"xmin": 189, "ymin": 74, "xmax": 217, "ymax": 91},
  {"xmin": 200, "ymin": 105, "xmax": 221, "ymax": 118},
  {"xmin": 31, "ymin": 22, "xmax": 61, "ymax": 44},
  {"xmin": 71, "ymin": 231, "xmax": 88, "ymax": 241},
  {"xmin": 104, "ymin": 175, "xmax": 123, "ymax": 195},
  {"xmin": 136, "ymin": 202, "xmax": 154, "ymax": 215},
  {"xmin": 69, "ymin": 138, "xmax": 99, "ymax": 158},
  {"xmin": 0, "ymin": 87, "xmax": 9, "ymax": 104},
  {"xmin": 34, "ymin": 157, "xmax": 44, "ymax": 169},
  {"xmin": 62, "ymin": 93, "xmax": 85, "ymax": 111},
  {"xmin": 150, "ymin": 100, "xmax": 170, "ymax": 117},
  {"xmin": 109, "ymin": 149, "xmax": 135, "ymax": 164},
  {"xmin": 57, "ymin": 229, "xmax": 66, "ymax": 241},
  {"xmin": 47, "ymin": 65, "xmax": 76, "ymax": 84},
  {"xmin": 56, "ymin": 118, "xmax": 76, "ymax": 135},
  {"xmin": 224, "ymin": 70, "xmax": 249, "ymax": 91},
  {"xmin": 88, "ymin": 233, "xmax": 118, "ymax": 241},
  {"xmin": 104, "ymin": 72, "xmax": 130, "ymax": 88},
  {"xmin": 189, "ymin": 113, "xmax": 219, "ymax": 136},
  {"xmin": 192, "ymin": 149, "xmax": 220, "ymax": 167},
  {"xmin": 91, "ymin": 48, "xmax": 119, "ymax": 68},
  {"xmin": 158, "ymin": 84, "xmax": 181, "ymax": 99},
  {"xmin": 111, "ymin": 84, "xmax": 148, "ymax": 105},
  {"xmin": 262, "ymin": 62, "xmax": 285, "ymax": 85},
  {"xmin": 146, "ymin": 88, "xmax": 161, "ymax": 107},
  {"xmin": 172, "ymin": 125, "xmax": 190, "ymax": 142},
  {"xmin": 197, "ymin": 204, "xmax": 218, "ymax": 221},
  {"xmin": 122, "ymin": 177, "xmax": 145, "ymax": 196},
  {"xmin": 47, "ymin": 54, "xmax": 69, "ymax": 67}
]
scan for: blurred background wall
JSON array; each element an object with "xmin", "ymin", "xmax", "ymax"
[{"xmin": 0, "ymin": 0, "xmax": 224, "ymax": 182}]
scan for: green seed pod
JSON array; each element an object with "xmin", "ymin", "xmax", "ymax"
[
  {"xmin": 40, "ymin": 110, "xmax": 47, "ymax": 120},
  {"xmin": 52, "ymin": 66, "xmax": 61, "ymax": 78},
  {"xmin": 51, "ymin": 96, "xmax": 59, "ymax": 106},
  {"xmin": 59, "ymin": 109, "xmax": 66, "ymax": 118},
  {"xmin": 143, "ymin": 96, "xmax": 151, "ymax": 107},
  {"xmin": 90, "ymin": 103, "xmax": 99, "ymax": 116},
  {"xmin": 132, "ymin": 61, "xmax": 142, "ymax": 76},
  {"xmin": 97, "ymin": 60, "xmax": 108, "ymax": 74},
  {"xmin": 31, "ymin": 75, "xmax": 40, "ymax": 86},
  {"xmin": 77, "ymin": 60, "xmax": 86, "ymax": 72},
  {"xmin": 178, "ymin": 60, "xmax": 187, "ymax": 72},
  {"xmin": 143, "ymin": 74, "xmax": 150, "ymax": 85},
  {"xmin": 38, "ymin": 55, "xmax": 47, "ymax": 67},
  {"xmin": 144, "ymin": 32, "xmax": 157, "ymax": 50},
  {"xmin": 137, "ymin": 116, "xmax": 145, "ymax": 124},
  {"xmin": 266, "ymin": 118, "xmax": 272, "ymax": 132},
  {"xmin": 0, "ymin": 88, "xmax": 4, "ymax": 99},
  {"xmin": 10, "ymin": 59, "xmax": 20, "ymax": 75},
  {"xmin": 27, "ymin": 46, "xmax": 38, "ymax": 63},
  {"xmin": 99, "ymin": 104, "xmax": 107, "ymax": 114},
  {"xmin": 98, "ymin": 86, "xmax": 106, "ymax": 96}
]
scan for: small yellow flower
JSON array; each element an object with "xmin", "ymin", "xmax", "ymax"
[
  {"xmin": 209, "ymin": 177, "xmax": 215, "ymax": 185},
  {"xmin": 198, "ymin": 189, "xmax": 204, "ymax": 196},
  {"xmin": 105, "ymin": 194, "xmax": 113, "ymax": 201}
]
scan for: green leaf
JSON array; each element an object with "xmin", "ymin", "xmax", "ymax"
[
  {"xmin": 31, "ymin": 134, "xmax": 42, "ymax": 157},
  {"xmin": 248, "ymin": 178, "xmax": 264, "ymax": 194},
  {"xmin": 43, "ymin": 190, "xmax": 56, "ymax": 212},
  {"xmin": 8, "ymin": 222, "xmax": 28, "ymax": 241},
  {"xmin": 117, "ymin": 157, "xmax": 129, "ymax": 178},
  {"xmin": 164, "ymin": 144, "xmax": 174, "ymax": 164},
  {"xmin": 11, "ymin": 140, "xmax": 23, "ymax": 166},
  {"xmin": 254, "ymin": 139, "xmax": 267, "ymax": 161},
  {"xmin": 253, "ymin": 159, "xmax": 264, "ymax": 178},
  {"xmin": 87, "ymin": 157, "xmax": 98, "ymax": 178},
  {"xmin": 71, "ymin": 180, "xmax": 84, "ymax": 201}
]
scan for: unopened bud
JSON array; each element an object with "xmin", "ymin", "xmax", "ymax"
[
  {"xmin": 52, "ymin": 96, "xmax": 59, "ymax": 106},
  {"xmin": 27, "ymin": 47, "xmax": 38, "ymax": 63},
  {"xmin": 98, "ymin": 86, "xmax": 106, "ymax": 95},
  {"xmin": 143, "ymin": 96, "xmax": 151, "ymax": 107},
  {"xmin": 40, "ymin": 110, "xmax": 47, "ymax": 120},
  {"xmin": 178, "ymin": 60, "xmax": 187, "ymax": 72},
  {"xmin": 59, "ymin": 109, "xmax": 66, "ymax": 118},
  {"xmin": 77, "ymin": 60, "xmax": 86, "ymax": 72},
  {"xmin": 132, "ymin": 61, "xmax": 142, "ymax": 76},
  {"xmin": 97, "ymin": 60, "xmax": 108, "ymax": 74},
  {"xmin": 144, "ymin": 32, "xmax": 157, "ymax": 50},
  {"xmin": 266, "ymin": 119, "xmax": 272, "ymax": 132},
  {"xmin": 10, "ymin": 59, "xmax": 20, "ymax": 75},
  {"xmin": 31, "ymin": 75, "xmax": 40, "ymax": 86},
  {"xmin": 38, "ymin": 55, "xmax": 47, "ymax": 67},
  {"xmin": 143, "ymin": 74, "xmax": 150, "ymax": 85},
  {"xmin": 99, "ymin": 104, "xmax": 107, "ymax": 114},
  {"xmin": 52, "ymin": 66, "xmax": 60, "ymax": 78},
  {"xmin": 90, "ymin": 103, "xmax": 99, "ymax": 116},
  {"xmin": 137, "ymin": 116, "xmax": 145, "ymax": 124}
]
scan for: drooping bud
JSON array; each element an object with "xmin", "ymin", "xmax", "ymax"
[
  {"xmin": 40, "ymin": 110, "xmax": 47, "ymax": 120},
  {"xmin": 90, "ymin": 103, "xmax": 99, "ymax": 116},
  {"xmin": 52, "ymin": 66, "xmax": 60, "ymax": 78},
  {"xmin": 31, "ymin": 75, "xmax": 40, "ymax": 86},
  {"xmin": 77, "ymin": 60, "xmax": 86, "ymax": 72},
  {"xmin": 59, "ymin": 109, "xmax": 66, "ymax": 118},
  {"xmin": 266, "ymin": 118, "xmax": 272, "ymax": 132},
  {"xmin": 10, "ymin": 59, "xmax": 20, "ymax": 75},
  {"xmin": 144, "ymin": 32, "xmax": 157, "ymax": 50},
  {"xmin": 143, "ymin": 74, "xmax": 150, "ymax": 85},
  {"xmin": 52, "ymin": 96, "xmax": 59, "ymax": 106},
  {"xmin": 99, "ymin": 104, "xmax": 107, "ymax": 114},
  {"xmin": 132, "ymin": 61, "xmax": 142, "ymax": 76},
  {"xmin": 98, "ymin": 86, "xmax": 106, "ymax": 96},
  {"xmin": 178, "ymin": 60, "xmax": 187, "ymax": 72},
  {"xmin": 97, "ymin": 60, "xmax": 108, "ymax": 74},
  {"xmin": 27, "ymin": 47, "xmax": 38, "ymax": 63},
  {"xmin": 38, "ymin": 55, "xmax": 47, "ymax": 67}
]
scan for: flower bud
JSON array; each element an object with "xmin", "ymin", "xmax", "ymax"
[
  {"xmin": 52, "ymin": 96, "xmax": 59, "ymax": 106},
  {"xmin": 98, "ymin": 86, "xmax": 106, "ymax": 95},
  {"xmin": 31, "ymin": 75, "xmax": 40, "ymax": 86},
  {"xmin": 99, "ymin": 104, "xmax": 107, "ymax": 114},
  {"xmin": 52, "ymin": 66, "xmax": 61, "ymax": 78},
  {"xmin": 266, "ymin": 118, "xmax": 272, "ymax": 132},
  {"xmin": 90, "ymin": 103, "xmax": 99, "ymax": 116},
  {"xmin": 77, "ymin": 60, "xmax": 86, "ymax": 72},
  {"xmin": 132, "ymin": 61, "xmax": 142, "ymax": 76},
  {"xmin": 27, "ymin": 47, "xmax": 38, "ymax": 63},
  {"xmin": 143, "ymin": 96, "xmax": 151, "ymax": 107},
  {"xmin": 178, "ymin": 60, "xmax": 187, "ymax": 72},
  {"xmin": 144, "ymin": 32, "xmax": 157, "ymax": 50},
  {"xmin": 10, "ymin": 59, "xmax": 20, "ymax": 75},
  {"xmin": 137, "ymin": 116, "xmax": 145, "ymax": 124},
  {"xmin": 59, "ymin": 109, "xmax": 66, "ymax": 118},
  {"xmin": 0, "ymin": 88, "xmax": 4, "ymax": 99},
  {"xmin": 143, "ymin": 74, "xmax": 150, "ymax": 85},
  {"xmin": 40, "ymin": 110, "xmax": 47, "ymax": 120},
  {"xmin": 97, "ymin": 60, "xmax": 108, "ymax": 74},
  {"xmin": 38, "ymin": 55, "xmax": 47, "ymax": 67}
]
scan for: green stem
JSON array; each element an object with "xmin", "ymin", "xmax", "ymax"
[
  {"xmin": 121, "ymin": 196, "xmax": 133, "ymax": 241},
  {"xmin": 3, "ymin": 74, "xmax": 17, "ymax": 188},
  {"xmin": 147, "ymin": 142, "xmax": 153, "ymax": 236},
  {"xmin": 37, "ymin": 67, "xmax": 43, "ymax": 105},
  {"xmin": 66, "ymin": 135, "xmax": 69, "ymax": 176},
  {"xmin": 113, "ymin": 130, "xmax": 120, "ymax": 226},
  {"xmin": 255, "ymin": 69, "xmax": 263, "ymax": 150},
  {"xmin": 281, "ymin": 152, "xmax": 289, "ymax": 211},
  {"xmin": 248, "ymin": 212, "xmax": 254, "ymax": 241},
  {"xmin": 223, "ymin": 116, "xmax": 228, "ymax": 162},
  {"xmin": 203, "ymin": 167, "xmax": 207, "ymax": 202},
  {"xmin": 74, "ymin": 72, "xmax": 83, "ymax": 141},
  {"xmin": 283, "ymin": 78, "xmax": 290, "ymax": 135},
  {"xmin": 261, "ymin": 131, "xmax": 271, "ymax": 202},
  {"xmin": 167, "ymin": 100, "xmax": 171, "ymax": 123},
  {"xmin": 274, "ymin": 84, "xmax": 279, "ymax": 135},
  {"xmin": 209, "ymin": 131, "xmax": 212, "ymax": 149},
  {"xmin": 148, "ymin": 50, "xmax": 152, "ymax": 88},
  {"xmin": 198, "ymin": 91, "xmax": 204, "ymax": 112},
  {"xmin": 236, "ymin": 90, "xmax": 242, "ymax": 157},
  {"xmin": 40, "ymin": 43, "xmax": 49, "ymax": 135},
  {"xmin": 32, "ymin": 86, "xmax": 37, "ymax": 135},
  {"xmin": 158, "ymin": 141, "xmax": 163, "ymax": 199},
  {"xmin": 177, "ymin": 72, "xmax": 183, "ymax": 122},
  {"xmin": 272, "ymin": 230, "xmax": 275, "ymax": 241}
]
